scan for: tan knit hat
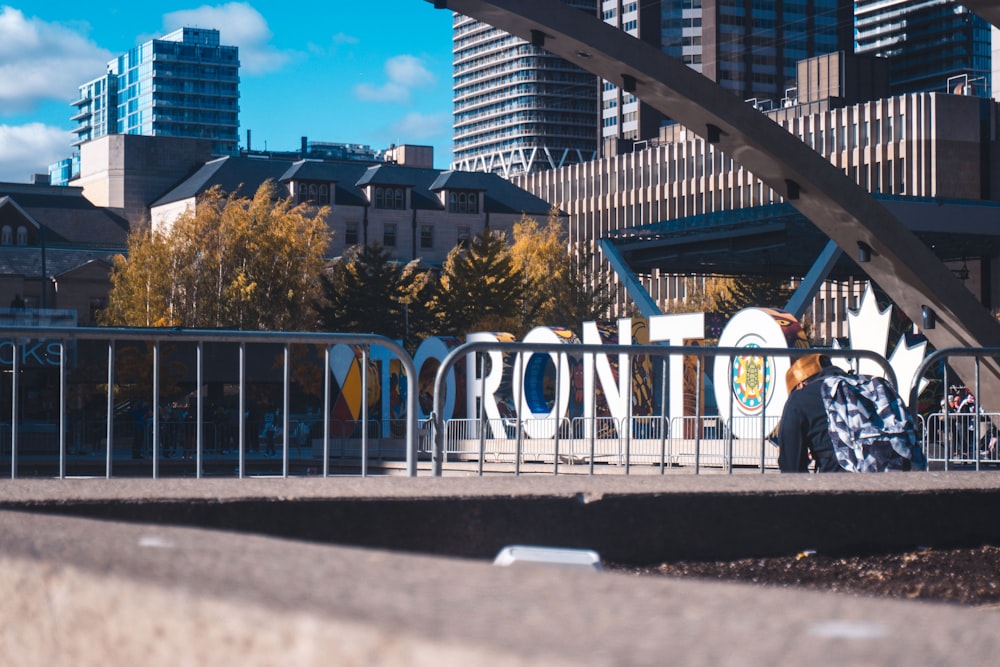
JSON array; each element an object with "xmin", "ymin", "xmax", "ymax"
[{"xmin": 786, "ymin": 353, "xmax": 828, "ymax": 394}]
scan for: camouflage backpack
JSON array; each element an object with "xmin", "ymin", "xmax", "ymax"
[{"xmin": 820, "ymin": 373, "xmax": 926, "ymax": 472}]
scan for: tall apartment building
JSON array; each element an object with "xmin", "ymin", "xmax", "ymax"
[
  {"xmin": 451, "ymin": 1, "xmax": 599, "ymax": 177},
  {"xmin": 70, "ymin": 28, "xmax": 240, "ymax": 160},
  {"xmin": 599, "ymin": 1, "xmax": 854, "ymax": 152},
  {"xmin": 855, "ymin": 0, "xmax": 992, "ymax": 96}
]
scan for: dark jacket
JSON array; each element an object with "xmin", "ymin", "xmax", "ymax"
[{"xmin": 777, "ymin": 366, "xmax": 845, "ymax": 473}]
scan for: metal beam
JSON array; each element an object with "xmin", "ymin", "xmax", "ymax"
[
  {"xmin": 598, "ymin": 239, "xmax": 662, "ymax": 319},
  {"xmin": 429, "ymin": 0, "xmax": 1000, "ymax": 394},
  {"xmin": 785, "ymin": 240, "xmax": 843, "ymax": 320}
]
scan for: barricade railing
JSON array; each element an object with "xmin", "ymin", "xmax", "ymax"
[
  {"xmin": 922, "ymin": 412, "xmax": 1000, "ymax": 468},
  {"xmin": 430, "ymin": 342, "xmax": 895, "ymax": 476},
  {"xmin": 0, "ymin": 326, "xmax": 419, "ymax": 479},
  {"xmin": 909, "ymin": 347, "xmax": 1000, "ymax": 471},
  {"xmin": 439, "ymin": 414, "xmax": 784, "ymax": 473}
]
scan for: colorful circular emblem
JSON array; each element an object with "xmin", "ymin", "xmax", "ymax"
[{"xmin": 731, "ymin": 342, "xmax": 774, "ymax": 413}]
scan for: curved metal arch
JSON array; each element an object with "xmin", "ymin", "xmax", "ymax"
[{"xmin": 430, "ymin": 0, "xmax": 1000, "ymax": 393}]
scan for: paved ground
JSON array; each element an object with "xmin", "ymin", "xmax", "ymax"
[{"xmin": 0, "ymin": 472, "xmax": 998, "ymax": 665}]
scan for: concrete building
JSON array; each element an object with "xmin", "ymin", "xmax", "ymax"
[
  {"xmin": 150, "ymin": 154, "xmax": 559, "ymax": 266},
  {"xmin": 855, "ymin": 0, "xmax": 992, "ymax": 96},
  {"xmin": 515, "ymin": 83, "xmax": 1000, "ymax": 343},
  {"xmin": 452, "ymin": 0, "xmax": 855, "ymax": 172},
  {"xmin": 0, "ymin": 182, "xmax": 130, "ymax": 323},
  {"xmin": 73, "ymin": 135, "xmax": 216, "ymax": 226},
  {"xmin": 599, "ymin": 1, "xmax": 854, "ymax": 151},
  {"xmin": 450, "ymin": 0, "xmax": 599, "ymax": 177}
]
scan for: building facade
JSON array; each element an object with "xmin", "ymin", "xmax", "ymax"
[
  {"xmin": 599, "ymin": 0, "xmax": 854, "ymax": 151},
  {"xmin": 451, "ymin": 0, "xmax": 599, "ymax": 177},
  {"xmin": 149, "ymin": 154, "xmax": 559, "ymax": 267},
  {"xmin": 515, "ymin": 90, "xmax": 1000, "ymax": 343},
  {"xmin": 855, "ymin": 0, "xmax": 992, "ymax": 96},
  {"xmin": 69, "ymin": 27, "xmax": 240, "ymax": 170},
  {"xmin": 0, "ymin": 182, "xmax": 130, "ymax": 323}
]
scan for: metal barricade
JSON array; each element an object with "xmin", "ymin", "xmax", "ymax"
[
  {"xmin": 0, "ymin": 326, "xmax": 419, "ymax": 479},
  {"xmin": 909, "ymin": 347, "xmax": 1000, "ymax": 471},
  {"xmin": 430, "ymin": 342, "xmax": 895, "ymax": 476}
]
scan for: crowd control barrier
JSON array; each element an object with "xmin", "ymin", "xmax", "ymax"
[
  {"xmin": 429, "ymin": 342, "xmax": 896, "ymax": 477},
  {"xmin": 0, "ymin": 326, "xmax": 418, "ymax": 479},
  {"xmin": 909, "ymin": 347, "xmax": 1000, "ymax": 471}
]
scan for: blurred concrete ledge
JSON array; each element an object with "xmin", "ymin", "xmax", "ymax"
[
  {"xmin": 2, "ymin": 507, "xmax": 999, "ymax": 667},
  {"xmin": 1, "ymin": 473, "xmax": 999, "ymax": 562}
]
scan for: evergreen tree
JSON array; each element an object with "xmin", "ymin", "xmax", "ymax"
[
  {"xmin": 433, "ymin": 230, "xmax": 526, "ymax": 335},
  {"xmin": 318, "ymin": 242, "xmax": 428, "ymax": 346}
]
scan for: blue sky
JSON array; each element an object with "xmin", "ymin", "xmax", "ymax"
[{"xmin": 0, "ymin": 1, "xmax": 455, "ymax": 183}]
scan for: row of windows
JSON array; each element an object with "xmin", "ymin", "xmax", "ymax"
[
  {"xmin": 1, "ymin": 226, "xmax": 28, "ymax": 246},
  {"xmin": 342, "ymin": 223, "xmax": 472, "ymax": 250},
  {"xmin": 294, "ymin": 182, "xmax": 483, "ymax": 213}
]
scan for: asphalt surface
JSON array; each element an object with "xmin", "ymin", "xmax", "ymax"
[{"xmin": 1, "ymin": 472, "xmax": 999, "ymax": 665}]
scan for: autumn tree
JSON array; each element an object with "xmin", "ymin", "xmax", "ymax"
[
  {"xmin": 664, "ymin": 274, "xmax": 792, "ymax": 320},
  {"xmin": 102, "ymin": 181, "xmax": 330, "ymax": 330},
  {"xmin": 712, "ymin": 274, "xmax": 793, "ymax": 320},
  {"xmin": 433, "ymin": 230, "xmax": 526, "ymax": 335},
  {"xmin": 510, "ymin": 212, "xmax": 564, "ymax": 327},
  {"xmin": 510, "ymin": 211, "xmax": 615, "ymax": 329}
]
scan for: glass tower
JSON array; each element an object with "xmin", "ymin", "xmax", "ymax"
[
  {"xmin": 71, "ymin": 28, "xmax": 240, "ymax": 156},
  {"xmin": 600, "ymin": 1, "xmax": 854, "ymax": 147},
  {"xmin": 855, "ymin": 0, "xmax": 992, "ymax": 96}
]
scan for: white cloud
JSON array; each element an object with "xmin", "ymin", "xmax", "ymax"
[
  {"xmin": 0, "ymin": 8, "xmax": 113, "ymax": 115},
  {"xmin": 163, "ymin": 2, "xmax": 293, "ymax": 75},
  {"xmin": 332, "ymin": 32, "xmax": 359, "ymax": 46},
  {"xmin": 388, "ymin": 112, "xmax": 450, "ymax": 141},
  {"xmin": 0, "ymin": 124, "xmax": 75, "ymax": 183},
  {"xmin": 355, "ymin": 55, "xmax": 436, "ymax": 104}
]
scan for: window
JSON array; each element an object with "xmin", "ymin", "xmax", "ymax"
[
  {"xmin": 344, "ymin": 222, "xmax": 358, "ymax": 246},
  {"xmin": 374, "ymin": 186, "xmax": 406, "ymax": 210},
  {"xmin": 420, "ymin": 224, "xmax": 434, "ymax": 249},
  {"xmin": 384, "ymin": 223, "xmax": 397, "ymax": 247},
  {"xmin": 448, "ymin": 191, "xmax": 479, "ymax": 214},
  {"xmin": 1, "ymin": 226, "xmax": 11, "ymax": 245},
  {"xmin": 296, "ymin": 182, "xmax": 331, "ymax": 206},
  {"xmin": 16, "ymin": 227, "xmax": 26, "ymax": 245}
]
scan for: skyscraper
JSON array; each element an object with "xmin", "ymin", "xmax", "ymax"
[
  {"xmin": 600, "ymin": 1, "xmax": 854, "ymax": 151},
  {"xmin": 855, "ymin": 0, "xmax": 992, "ymax": 96},
  {"xmin": 71, "ymin": 28, "xmax": 240, "ymax": 157},
  {"xmin": 451, "ymin": 1, "xmax": 599, "ymax": 177}
]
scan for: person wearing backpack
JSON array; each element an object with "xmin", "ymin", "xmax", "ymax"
[
  {"xmin": 777, "ymin": 352, "xmax": 925, "ymax": 472},
  {"xmin": 776, "ymin": 353, "xmax": 846, "ymax": 472}
]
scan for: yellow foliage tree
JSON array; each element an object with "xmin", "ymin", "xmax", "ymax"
[
  {"xmin": 102, "ymin": 181, "xmax": 330, "ymax": 330},
  {"xmin": 510, "ymin": 210, "xmax": 567, "ymax": 326},
  {"xmin": 510, "ymin": 209, "xmax": 614, "ymax": 328}
]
